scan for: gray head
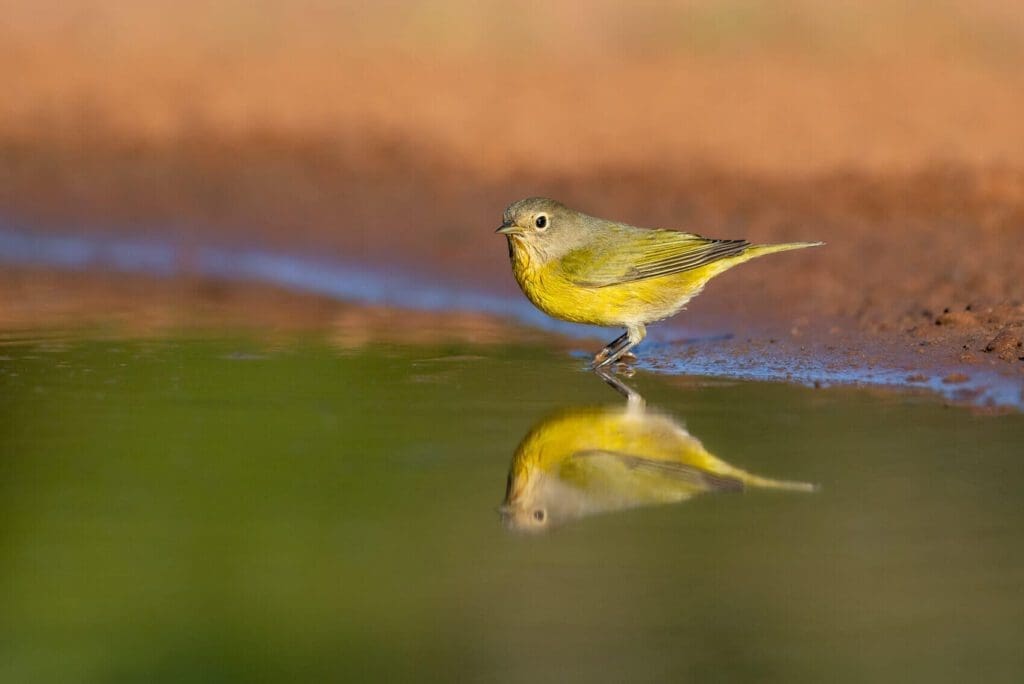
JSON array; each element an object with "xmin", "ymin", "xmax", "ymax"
[{"xmin": 495, "ymin": 197, "xmax": 592, "ymax": 259}]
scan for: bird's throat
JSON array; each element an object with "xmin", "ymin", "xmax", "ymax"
[{"xmin": 508, "ymin": 236, "xmax": 533, "ymax": 273}]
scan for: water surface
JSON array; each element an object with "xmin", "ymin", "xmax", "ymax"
[{"xmin": 1, "ymin": 336, "xmax": 1022, "ymax": 682}]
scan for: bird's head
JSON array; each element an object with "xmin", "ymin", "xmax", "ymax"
[{"xmin": 496, "ymin": 197, "xmax": 588, "ymax": 260}]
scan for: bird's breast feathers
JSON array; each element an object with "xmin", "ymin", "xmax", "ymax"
[{"xmin": 510, "ymin": 243, "xmax": 699, "ymax": 327}]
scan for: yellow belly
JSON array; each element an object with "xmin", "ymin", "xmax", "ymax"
[{"xmin": 513, "ymin": 256, "xmax": 711, "ymax": 327}]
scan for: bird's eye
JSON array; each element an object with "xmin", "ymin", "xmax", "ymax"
[
  {"xmin": 534, "ymin": 214, "xmax": 548, "ymax": 230},
  {"xmin": 533, "ymin": 509, "xmax": 546, "ymax": 522}
]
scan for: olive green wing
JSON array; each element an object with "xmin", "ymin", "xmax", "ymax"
[
  {"xmin": 565, "ymin": 449, "xmax": 744, "ymax": 492},
  {"xmin": 559, "ymin": 226, "xmax": 749, "ymax": 288}
]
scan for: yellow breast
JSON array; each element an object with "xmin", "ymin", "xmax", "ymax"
[{"xmin": 509, "ymin": 239, "xmax": 702, "ymax": 327}]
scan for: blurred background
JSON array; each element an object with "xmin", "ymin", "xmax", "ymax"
[
  {"xmin": 4, "ymin": 1, "xmax": 1024, "ymax": 169},
  {"xmin": 0, "ymin": 0, "xmax": 1022, "ymax": 361}
]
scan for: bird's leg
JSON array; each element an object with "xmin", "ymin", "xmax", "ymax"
[
  {"xmin": 591, "ymin": 331, "xmax": 629, "ymax": 368},
  {"xmin": 594, "ymin": 366, "xmax": 645, "ymax": 408},
  {"xmin": 594, "ymin": 324, "xmax": 646, "ymax": 369}
]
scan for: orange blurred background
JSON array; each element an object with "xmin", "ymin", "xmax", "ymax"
[{"xmin": 3, "ymin": 0, "xmax": 1023, "ymax": 172}]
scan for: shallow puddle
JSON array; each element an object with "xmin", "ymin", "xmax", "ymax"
[{"xmin": 1, "ymin": 336, "xmax": 1022, "ymax": 681}]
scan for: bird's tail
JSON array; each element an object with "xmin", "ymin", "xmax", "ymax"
[
  {"xmin": 691, "ymin": 240, "xmax": 822, "ymax": 285},
  {"xmin": 743, "ymin": 241, "xmax": 825, "ymax": 259}
]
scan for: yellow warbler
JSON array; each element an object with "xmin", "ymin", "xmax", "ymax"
[{"xmin": 497, "ymin": 197, "xmax": 822, "ymax": 367}]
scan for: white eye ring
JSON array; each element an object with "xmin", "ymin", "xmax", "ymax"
[{"xmin": 534, "ymin": 213, "xmax": 549, "ymax": 230}]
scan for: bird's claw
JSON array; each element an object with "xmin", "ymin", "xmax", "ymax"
[
  {"xmin": 613, "ymin": 363, "xmax": 636, "ymax": 377},
  {"xmin": 591, "ymin": 349, "xmax": 637, "ymax": 371}
]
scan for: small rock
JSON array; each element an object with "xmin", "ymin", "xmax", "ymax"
[
  {"xmin": 984, "ymin": 327, "xmax": 1024, "ymax": 361},
  {"xmin": 906, "ymin": 373, "xmax": 928, "ymax": 382},
  {"xmin": 942, "ymin": 372, "xmax": 970, "ymax": 384}
]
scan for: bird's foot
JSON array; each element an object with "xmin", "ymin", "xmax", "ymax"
[
  {"xmin": 591, "ymin": 331, "xmax": 631, "ymax": 369},
  {"xmin": 612, "ymin": 362, "xmax": 636, "ymax": 378},
  {"xmin": 591, "ymin": 349, "xmax": 636, "ymax": 370}
]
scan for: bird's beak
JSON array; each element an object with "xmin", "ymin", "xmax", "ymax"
[{"xmin": 496, "ymin": 221, "xmax": 523, "ymax": 235}]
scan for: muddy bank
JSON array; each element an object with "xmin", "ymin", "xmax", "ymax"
[{"xmin": 1, "ymin": 135, "xmax": 1021, "ymax": 382}]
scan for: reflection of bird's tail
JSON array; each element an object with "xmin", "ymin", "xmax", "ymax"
[
  {"xmin": 741, "ymin": 473, "xmax": 819, "ymax": 493},
  {"xmin": 694, "ymin": 449, "xmax": 818, "ymax": 493}
]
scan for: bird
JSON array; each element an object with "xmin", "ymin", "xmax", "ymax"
[
  {"xmin": 496, "ymin": 197, "xmax": 822, "ymax": 368},
  {"xmin": 499, "ymin": 398, "xmax": 816, "ymax": 532}
]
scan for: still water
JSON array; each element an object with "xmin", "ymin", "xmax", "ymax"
[{"xmin": 1, "ymin": 336, "xmax": 1022, "ymax": 682}]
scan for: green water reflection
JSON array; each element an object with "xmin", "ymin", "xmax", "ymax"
[{"xmin": 1, "ymin": 337, "xmax": 1023, "ymax": 682}]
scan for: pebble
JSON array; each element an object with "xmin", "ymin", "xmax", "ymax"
[{"xmin": 984, "ymin": 326, "xmax": 1023, "ymax": 361}]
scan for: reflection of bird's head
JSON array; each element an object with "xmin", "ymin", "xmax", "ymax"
[
  {"xmin": 501, "ymin": 472, "xmax": 591, "ymax": 533},
  {"xmin": 498, "ymin": 502, "xmax": 549, "ymax": 532},
  {"xmin": 500, "ymin": 463, "xmax": 545, "ymax": 531},
  {"xmin": 500, "ymin": 458, "xmax": 561, "ymax": 532}
]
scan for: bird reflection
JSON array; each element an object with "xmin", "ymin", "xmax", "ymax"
[{"xmin": 500, "ymin": 370, "xmax": 815, "ymax": 532}]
